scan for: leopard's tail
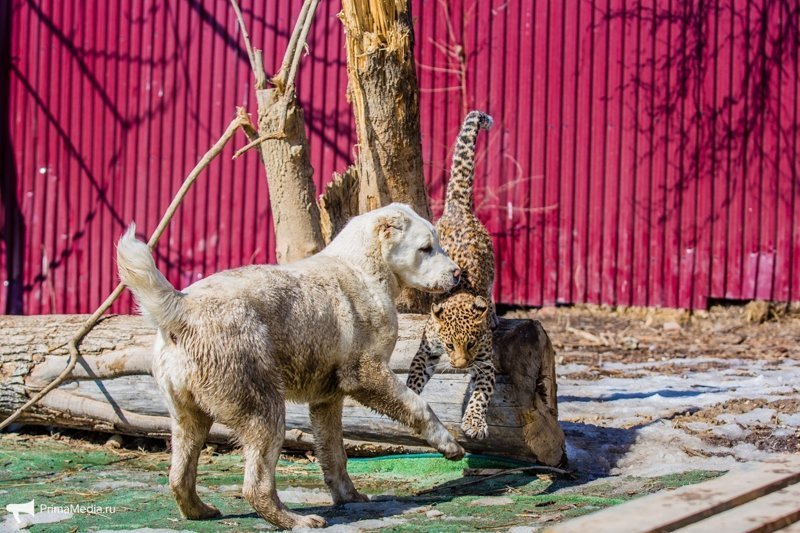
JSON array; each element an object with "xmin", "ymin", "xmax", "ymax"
[
  {"xmin": 444, "ymin": 110, "xmax": 493, "ymax": 213},
  {"xmin": 116, "ymin": 223, "xmax": 186, "ymax": 336}
]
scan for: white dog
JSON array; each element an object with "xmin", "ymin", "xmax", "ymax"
[{"xmin": 116, "ymin": 203, "xmax": 464, "ymax": 529}]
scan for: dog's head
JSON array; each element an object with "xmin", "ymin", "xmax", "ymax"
[{"xmin": 374, "ymin": 204, "xmax": 461, "ymax": 294}]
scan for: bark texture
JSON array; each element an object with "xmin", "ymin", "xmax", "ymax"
[
  {"xmin": 338, "ymin": 0, "xmax": 433, "ymax": 311},
  {"xmin": 0, "ymin": 314, "xmax": 565, "ymax": 465},
  {"xmin": 253, "ymin": 89, "xmax": 325, "ymax": 264},
  {"xmin": 340, "ymin": 0, "xmax": 431, "ymax": 220}
]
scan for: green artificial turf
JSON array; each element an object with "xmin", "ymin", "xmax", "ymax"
[{"xmin": 0, "ymin": 435, "xmax": 724, "ymax": 532}]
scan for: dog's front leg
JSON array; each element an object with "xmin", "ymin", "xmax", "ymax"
[
  {"xmin": 309, "ymin": 396, "xmax": 369, "ymax": 504},
  {"xmin": 344, "ymin": 359, "xmax": 465, "ymax": 460}
]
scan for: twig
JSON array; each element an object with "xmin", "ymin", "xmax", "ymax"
[
  {"xmin": 0, "ymin": 113, "xmax": 247, "ymax": 431},
  {"xmin": 566, "ymin": 326, "xmax": 606, "ymax": 345},
  {"xmin": 414, "ymin": 465, "xmax": 572, "ymax": 496},
  {"xmin": 232, "ymin": 130, "xmax": 285, "ymax": 160},
  {"xmin": 285, "ymin": 0, "xmax": 321, "ymax": 96},
  {"xmin": 230, "ymin": 0, "xmax": 267, "ymax": 89},
  {"xmin": 275, "ymin": 0, "xmax": 314, "ymax": 88}
]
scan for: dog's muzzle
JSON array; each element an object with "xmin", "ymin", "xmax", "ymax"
[{"xmin": 437, "ymin": 267, "xmax": 461, "ymax": 293}]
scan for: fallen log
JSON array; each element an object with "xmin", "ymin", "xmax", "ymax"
[{"xmin": 0, "ymin": 314, "xmax": 565, "ymax": 465}]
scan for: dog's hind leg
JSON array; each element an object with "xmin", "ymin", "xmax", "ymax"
[
  {"xmin": 169, "ymin": 402, "xmax": 221, "ymax": 520},
  {"xmin": 345, "ymin": 360, "xmax": 465, "ymax": 461},
  {"xmin": 238, "ymin": 412, "xmax": 327, "ymax": 529},
  {"xmin": 310, "ymin": 397, "xmax": 369, "ymax": 504}
]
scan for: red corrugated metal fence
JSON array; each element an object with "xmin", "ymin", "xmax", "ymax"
[{"xmin": 2, "ymin": 0, "xmax": 799, "ymax": 314}]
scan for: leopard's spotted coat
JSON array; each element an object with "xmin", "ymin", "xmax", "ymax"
[{"xmin": 406, "ymin": 110, "xmax": 497, "ymax": 440}]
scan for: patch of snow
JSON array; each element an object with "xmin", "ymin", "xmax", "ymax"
[
  {"xmin": 709, "ymin": 423, "xmax": 748, "ymax": 440},
  {"xmin": 779, "ymin": 413, "xmax": 800, "ymax": 427},
  {"xmin": 469, "ymin": 496, "xmax": 514, "ymax": 506},
  {"xmin": 308, "ymin": 517, "xmax": 406, "ymax": 532},
  {"xmin": 92, "ymin": 480, "xmax": 150, "ymax": 491},
  {"xmin": 717, "ymin": 408, "xmax": 775, "ymax": 425},
  {"xmin": 277, "ymin": 487, "xmax": 332, "ymax": 505},
  {"xmin": 773, "ymin": 428, "xmax": 795, "ymax": 438},
  {"xmin": 559, "ymin": 357, "xmax": 800, "ymax": 476},
  {"xmin": 683, "ymin": 422, "xmax": 713, "ymax": 432},
  {"xmin": 96, "ymin": 529, "xmax": 194, "ymax": 533}
]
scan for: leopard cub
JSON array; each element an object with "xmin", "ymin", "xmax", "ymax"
[{"xmin": 407, "ymin": 110, "xmax": 497, "ymax": 440}]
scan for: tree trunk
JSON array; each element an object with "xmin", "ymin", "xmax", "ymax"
[
  {"xmin": 340, "ymin": 0, "xmax": 431, "ymax": 220},
  {"xmin": 231, "ymin": 0, "xmax": 325, "ymax": 264},
  {"xmin": 254, "ymin": 89, "xmax": 325, "ymax": 264},
  {"xmin": 0, "ymin": 314, "xmax": 565, "ymax": 466},
  {"xmin": 336, "ymin": 0, "xmax": 434, "ymax": 313}
]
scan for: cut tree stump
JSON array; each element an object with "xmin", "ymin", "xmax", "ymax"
[{"xmin": 0, "ymin": 314, "xmax": 565, "ymax": 465}]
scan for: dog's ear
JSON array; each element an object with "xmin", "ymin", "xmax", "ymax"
[
  {"xmin": 472, "ymin": 296, "xmax": 489, "ymax": 323},
  {"xmin": 375, "ymin": 211, "xmax": 406, "ymax": 241},
  {"xmin": 431, "ymin": 302, "xmax": 444, "ymax": 320}
]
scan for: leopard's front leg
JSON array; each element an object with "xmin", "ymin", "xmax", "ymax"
[
  {"xmin": 461, "ymin": 353, "xmax": 496, "ymax": 440},
  {"xmin": 406, "ymin": 318, "xmax": 442, "ymax": 394}
]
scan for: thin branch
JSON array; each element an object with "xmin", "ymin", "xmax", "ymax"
[
  {"xmin": 230, "ymin": 0, "xmax": 267, "ymax": 89},
  {"xmin": 232, "ymin": 130, "xmax": 286, "ymax": 160},
  {"xmin": 417, "ymin": 63, "xmax": 463, "ymax": 75},
  {"xmin": 273, "ymin": 0, "xmax": 320, "ymax": 92},
  {"xmin": 285, "ymin": 0, "xmax": 321, "ymax": 95},
  {"xmin": 276, "ymin": 0, "xmax": 313, "ymax": 86},
  {"xmin": 0, "ymin": 113, "xmax": 248, "ymax": 431}
]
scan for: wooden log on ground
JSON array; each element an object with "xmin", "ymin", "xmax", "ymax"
[{"xmin": 0, "ymin": 314, "xmax": 565, "ymax": 465}]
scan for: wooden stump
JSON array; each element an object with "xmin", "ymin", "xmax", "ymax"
[{"xmin": 0, "ymin": 314, "xmax": 565, "ymax": 465}]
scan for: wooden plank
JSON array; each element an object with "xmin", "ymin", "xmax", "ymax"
[
  {"xmin": 778, "ymin": 521, "xmax": 800, "ymax": 532},
  {"xmin": 544, "ymin": 457, "xmax": 800, "ymax": 533},
  {"xmin": 679, "ymin": 483, "xmax": 800, "ymax": 533}
]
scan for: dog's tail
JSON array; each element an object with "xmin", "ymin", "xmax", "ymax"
[{"xmin": 116, "ymin": 224, "xmax": 185, "ymax": 335}]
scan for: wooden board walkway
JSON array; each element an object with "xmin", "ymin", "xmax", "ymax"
[{"xmin": 545, "ymin": 456, "xmax": 800, "ymax": 533}]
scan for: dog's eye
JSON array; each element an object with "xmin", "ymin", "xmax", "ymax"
[{"xmin": 419, "ymin": 244, "xmax": 433, "ymax": 254}]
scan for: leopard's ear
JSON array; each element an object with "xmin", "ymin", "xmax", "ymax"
[
  {"xmin": 431, "ymin": 302, "xmax": 444, "ymax": 320},
  {"xmin": 472, "ymin": 296, "xmax": 489, "ymax": 323}
]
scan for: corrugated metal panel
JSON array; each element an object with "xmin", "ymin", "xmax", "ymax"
[{"xmin": 2, "ymin": 0, "xmax": 799, "ymax": 314}]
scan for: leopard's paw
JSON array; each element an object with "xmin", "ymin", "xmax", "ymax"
[{"xmin": 461, "ymin": 414, "xmax": 489, "ymax": 440}]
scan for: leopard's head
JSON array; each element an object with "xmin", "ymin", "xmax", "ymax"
[{"xmin": 431, "ymin": 293, "xmax": 493, "ymax": 369}]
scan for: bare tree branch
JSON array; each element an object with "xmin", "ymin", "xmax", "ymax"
[
  {"xmin": 285, "ymin": 0, "xmax": 321, "ymax": 95},
  {"xmin": 273, "ymin": 0, "xmax": 320, "ymax": 92},
  {"xmin": 0, "ymin": 113, "xmax": 248, "ymax": 431},
  {"xmin": 230, "ymin": 0, "xmax": 267, "ymax": 89}
]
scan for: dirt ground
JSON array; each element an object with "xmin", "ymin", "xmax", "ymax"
[
  {"xmin": 520, "ymin": 303, "xmax": 800, "ymax": 477},
  {"xmin": 2, "ymin": 303, "xmax": 798, "ymax": 532},
  {"xmin": 508, "ymin": 301, "xmax": 800, "ymax": 365}
]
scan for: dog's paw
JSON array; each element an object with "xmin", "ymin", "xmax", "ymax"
[
  {"xmin": 291, "ymin": 513, "xmax": 327, "ymax": 529},
  {"xmin": 438, "ymin": 440, "xmax": 465, "ymax": 461},
  {"xmin": 334, "ymin": 490, "xmax": 370, "ymax": 505},
  {"xmin": 461, "ymin": 415, "xmax": 489, "ymax": 440},
  {"xmin": 184, "ymin": 503, "xmax": 222, "ymax": 520}
]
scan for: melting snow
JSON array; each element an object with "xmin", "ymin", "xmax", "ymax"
[{"xmin": 558, "ymin": 357, "xmax": 800, "ymax": 476}]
